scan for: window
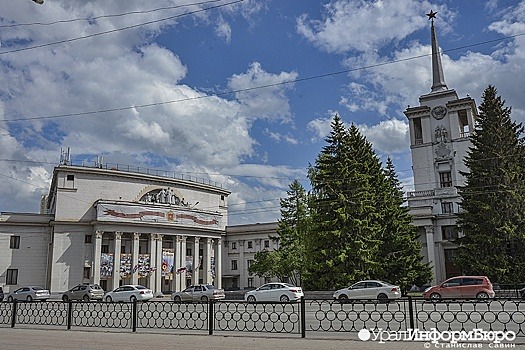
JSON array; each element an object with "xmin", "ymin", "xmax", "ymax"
[
  {"xmin": 67, "ymin": 174, "xmax": 74, "ymax": 181},
  {"xmin": 83, "ymin": 267, "xmax": 91, "ymax": 279},
  {"xmin": 10, "ymin": 235, "xmax": 20, "ymax": 249},
  {"xmin": 121, "ymin": 245, "xmax": 126, "ymax": 253},
  {"xmin": 442, "ymin": 226, "xmax": 459, "ymax": 240},
  {"xmin": 248, "ymin": 278, "xmax": 254, "ymax": 288},
  {"xmin": 6, "ymin": 269, "xmax": 18, "ymax": 285},
  {"xmin": 231, "ymin": 260, "xmax": 238, "ymax": 270},
  {"xmin": 458, "ymin": 110, "xmax": 470, "ymax": 137},
  {"xmin": 247, "ymin": 241, "xmax": 253, "ymax": 249},
  {"xmin": 441, "ymin": 202, "xmax": 453, "ymax": 214},
  {"xmin": 247, "ymin": 260, "xmax": 253, "ymax": 276},
  {"xmin": 84, "ymin": 235, "xmax": 92, "ymax": 244},
  {"xmin": 186, "ymin": 248, "xmax": 192, "ymax": 256},
  {"xmin": 231, "ymin": 242, "xmax": 237, "ymax": 250},
  {"xmin": 413, "ymin": 117, "xmax": 423, "ymax": 145},
  {"xmin": 264, "ymin": 240, "xmax": 270, "ymax": 248},
  {"xmin": 101, "ymin": 245, "xmax": 109, "ymax": 254},
  {"xmin": 439, "ymin": 172, "xmax": 452, "ymax": 187}
]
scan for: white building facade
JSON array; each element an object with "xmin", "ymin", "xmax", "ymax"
[
  {"xmin": 1, "ymin": 163, "xmax": 230, "ymax": 295},
  {"xmin": 404, "ymin": 16, "xmax": 478, "ymax": 284}
]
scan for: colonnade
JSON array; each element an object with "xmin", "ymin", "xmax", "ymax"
[{"xmin": 92, "ymin": 230, "xmax": 222, "ymax": 294}]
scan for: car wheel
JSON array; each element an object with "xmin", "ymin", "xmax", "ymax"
[
  {"xmin": 174, "ymin": 295, "xmax": 181, "ymax": 302},
  {"xmin": 7, "ymin": 296, "xmax": 13, "ymax": 302},
  {"xmin": 377, "ymin": 293, "xmax": 389, "ymax": 303},
  {"xmin": 83, "ymin": 295, "xmax": 90, "ymax": 302},
  {"xmin": 429, "ymin": 293, "xmax": 441, "ymax": 301},
  {"xmin": 26, "ymin": 295, "xmax": 33, "ymax": 302},
  {"xmin": 476, "ymin": 292, "xmax": 489, "ymax": 300},
  {"xmin": 62, "ymin": 295, "xmax": 69, "ymax": 302},
  {"xmin": 247, "ymin": 295, "xmax": 256, "ymax": 303},
  {"xmin": 338, "ymin": 294, "xmax": 349, "ymax": 303},
  {"xmin": 105, "ymin": 296, "xmax": 113, "ymax": 302},
  {"xmin": 201, "ymin": 296, "xmax": 208, "ymax": 302},
  {"xmin": 130, "ymin": 295, "xmax": 137, "ymax": 302},
  {"xmin": 279, "ymin": 295, "xmax": 290, "ymax": 303}
]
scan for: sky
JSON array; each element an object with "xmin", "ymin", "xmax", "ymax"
[{"xmin": 0, "ymin": 0, "xmax": 524, "ymax": 226}]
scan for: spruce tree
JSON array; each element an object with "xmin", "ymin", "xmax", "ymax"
[
  {"xmin": 455, "ymin": 85, "xmax": 525, "ymax": 283},
  {"xmin": 376, "ymin": 157, "xmax": 431, "ymax": 290},
  {"xmin": 305, "ymin": 115, "xmax": 383, "ymax": 289}
]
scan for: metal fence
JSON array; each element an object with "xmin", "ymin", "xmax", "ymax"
[{"xmin": 1, "ymin": 297, "xmax": 525, "ymax": 338}]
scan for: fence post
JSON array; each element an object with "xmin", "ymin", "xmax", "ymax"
[
  {"xmin": 10, "ymin": 300, "xmax": 17, "ymax": 328},
  {"xmin": 408, "ymin": 296, "xmax": 415, "ymax": 330},
  {"xmin": 132, "ymin": 300, "xmax": 137, "ymax": 332},
  {"xmin": 67, "ymin": 301, "xmax": 73, "ymax": 330},
  {"xmin": 300, "ymin": 296, "xmax": 306, "ymax": 338},
  {"xmin": 208, "ymin": 299, "xmax": 214, "ymax": 335}
]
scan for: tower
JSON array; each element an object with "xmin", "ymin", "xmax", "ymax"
[{"xmin": 404, "ymin": 11, "xmax": 478, "ymax": 283}]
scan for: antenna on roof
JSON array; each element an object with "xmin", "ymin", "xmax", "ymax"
[{"xmin": 60, "ymin": 147, "xmax": 71, "ymax": 165}]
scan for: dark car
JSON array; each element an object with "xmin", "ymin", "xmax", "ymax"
[
  {"xmin": 0, "ymin": 286, "xmax": 4, "ymax": 302},
  {"xmin": 62, "ymin": 284, "xmax": 104, "ymax": 301}
]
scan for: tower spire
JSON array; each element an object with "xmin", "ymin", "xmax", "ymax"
[{"xmin": 427, "ymin": 10, "xmax": 448, "ymax": 92}]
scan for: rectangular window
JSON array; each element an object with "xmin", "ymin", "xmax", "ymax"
[
  {"xmin": 10, "ymin": 236, "xmax": 20, "ymax": 249},
  {"xmin": 83, "ymin": 267, "xmax": 91, "ymax": 279},
  {"xmin": 439, "ymin": 172, "xmax": 452, "ymax": 187},
  {"xmin": 231, "ymin": 242, "xmax": 237, "ymax": 250},
  {"xmin": 101, "ymin": 245, "xmax": 109, "ymax": 254},
  {"xmin": 442, "ymin": 226, "xmax": 459, "ymax": 240},
  {"xmin": 247, "ymin": 278, "xmax": 254, "ymax": 288},
  {"xmin": 264, "ymin": 240, "xmax": 270, "ymax": 248},
  {"xmin": 186, "ymin": 248, "xmax": 192, "ymax": 257},
  {"xmin": 121, "ymin": 245, "xmax": 126, "ymax": 253},
  {"xmin": 458, "ymin": 110, "xmax": 469, "ymax": 137},
  {"xmin": 247, "ymin": 241, "xmax": 253, "ymax": 249},
  {"xmin": 6, "ymin": 269, "xmax": 18, "ymax": 285},
  {"xmin": 67, "ymin": 174, "xmax": 75, "ymax": 181},
  {"xmin": 247, "ymin": 260, "xmax": 253, "ymax": 276},
  {"xmin": 231, "ymin": 260, "xmax": 238, "ymax": 270},
  {"xmin": 413, "ymin": 117, "xmax": 423, "ymax": 145},
  {"xmin": 441, "ymin": 202, "xmax": 453, "ymax": 214},
  {"xmin": 84, "ymin": 235, "xmax": 92, "ymax": 244}
]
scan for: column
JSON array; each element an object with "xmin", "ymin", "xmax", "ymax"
[
  {"xmin": 93, "ymin": 230, "xmax": 103, "ymax": 285},
  {"xmin": 132, "ymin": 233, "xmax": 140, "ymax": 285},
  {"xmin": 425, "ymin": 226, "xmax": 437, "ymax": 284},
  {"xmin": 112, "ymin": 231, "xmax": 122, "ymax": 291},
  {"xmin": 193, "ymin": 237, "xmax": 200, "ymax": 285},
  {"xmin": 156, "ymin": 234, "xmax": 163, "ymax": 295},
  {"xmin": 180, "ymin": 236, "xmax": 187, "ymax": 291},
  {"xmin": 215, "ymin": 238, "xmax": 222, "ymax": 288},
  {"xmin": 239, "ymin": 240, "xmax": 245, "ymax": 289},
  {"xmin": 204, "ymin": 238, "xmax": 212, "ymax": 284},
  {"xmin": 173, "ymin": 236, "xmax": 182, "ymax": 292},
  {"xmin": 148, "ymin": 233, "xmax": 157, "ymax": 290}
]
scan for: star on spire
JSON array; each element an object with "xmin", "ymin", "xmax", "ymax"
[{"xmin": 426, "ymin": 10, "xmax": 437, "ymax": 21}]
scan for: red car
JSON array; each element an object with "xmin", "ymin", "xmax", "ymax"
[{"xmin": 423, "ymin": 276, "xmax": 495, "ymax": 300}]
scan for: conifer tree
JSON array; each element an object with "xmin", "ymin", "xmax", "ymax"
[{"xmin": 455, "ymin": 85, "xmax": 525, "ymax": 283}]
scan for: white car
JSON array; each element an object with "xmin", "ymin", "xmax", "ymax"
[
  {"xmin": 6, "ymin": 286, "xmax": 50, "ymax": 302},
  {"xmin": 333, "ymin": 280, "xmax": 401, "ymax": 301},
  {"xmin": 244, "ymin": 282, "xmax": 303, "ymax": 302},
  {"xmin": 103, "ymin": 285, "xmax": 153, "ymax": 302}
]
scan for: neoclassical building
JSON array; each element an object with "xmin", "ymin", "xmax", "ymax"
[
  {"xmin": 404, "ymin": 14, "xmax": 478, "ymax": 283},
  {"xmin": 1, "ymin": 160, "xmax": 230, "ymax": 295}
]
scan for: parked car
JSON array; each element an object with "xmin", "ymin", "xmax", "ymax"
[
  {"xmin": 103, "ymin": 285, "xmax": 153, "ymax": 302},
  {"xmin": 62, "ymin": 284, "xmax": 104, "ymax": 301},
  {"xmin": 244, "ymin": 282, "xmax": 303, "ymax": 302},
  {"xmin": 423, "ymin": 276, "xmax": 495, "ymax": 300},
  {"xmin": 172, "ymin": 284, "xmax": 225, "ymax": 302},
  {"xmin": 0, "ymin": 286, "xmax": 4, "ymax": 302},
  {"xmin": 6, "ymin": 286, "xmax": 50, "ymax": 302},
  {"xmin": 333, "ymin": 280, "xmax": 402, "ymax": 301}
]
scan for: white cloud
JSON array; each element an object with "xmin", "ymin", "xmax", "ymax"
[
  {"xmin": 357, "ymin": 119, "xmax": 409, "ymax": 154},
  {"xmin": 215, "ymin": 16, "xmax": 232, "ymax": 43},
  {"xmin": 296, "ymin": 0, "xmax": 450, "ymax": 54}
]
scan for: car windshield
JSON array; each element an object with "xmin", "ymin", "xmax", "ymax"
[
  {"xmin": 205, "ymin": 285, "xmax": 216, "ymax": 289},
  {"xmin": 31, "ymin": 286, "xmax": 45, "ymax": 290},
  {"xmin": 283, "ymin": 283, "xmax": 295, "ymax": 288},
  {"xmin": 135, "ymin": 285, "xmax": 147, "ymax": 290},
  {"xmin": 91, "ymin": 285, "xmax": 102, "ymax": 290}
]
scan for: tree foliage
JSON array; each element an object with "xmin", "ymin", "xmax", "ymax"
[{"xmin": 455, "ymin": 85, "xmax": 525, "ymax": 283}]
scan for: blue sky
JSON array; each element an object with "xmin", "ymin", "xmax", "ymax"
[{"xmin": 1, "ymin": 0, "xmax": 524, "ymax": 225}]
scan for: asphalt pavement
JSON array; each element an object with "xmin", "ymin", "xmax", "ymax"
[{"xmin": 2, "ymin": 328, "xmax": 525, "ymax": 350}]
